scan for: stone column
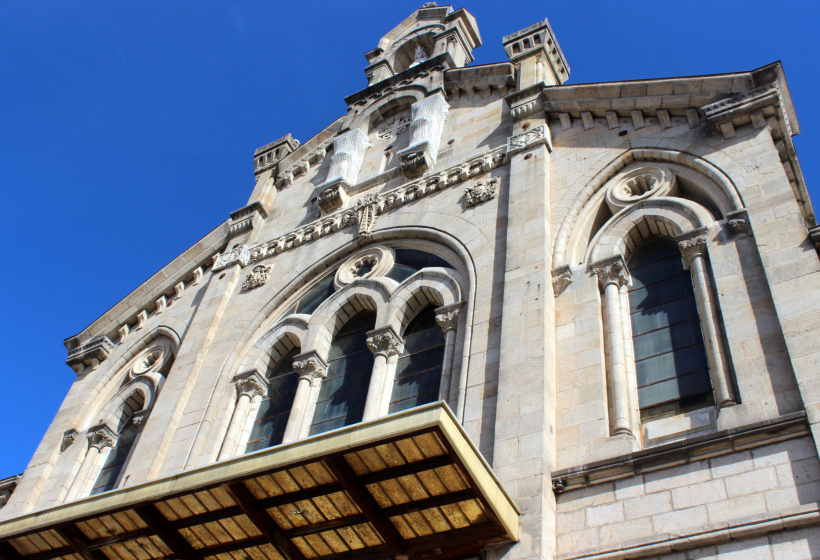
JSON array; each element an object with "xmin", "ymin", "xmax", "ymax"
[
  {"xmin": 64, "ymin": 424, "xmax": 116, "ymax": 502},
  {"xmin": 435, "ymin": 303, "xmax": 461, "ymax": 407},
  {"xmin": 594, "ymin": 258, "xmax": 634, "ymax": 437},
  {"xmin": 679, "ymin": 235, "xmax": 737, "ymax": 408},
  {"xmin": 217, "ymin": 371, "xmax": 267, "ymax": 460},
  {"xmin": 283, "ymin": 353, "xmax": 327, "ymax": 443},
  {"xmin": 363, "ymin": 327, "xmax": 403, "ymax": 422}
]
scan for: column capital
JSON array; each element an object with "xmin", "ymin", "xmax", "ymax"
[
  {"xmin": 678, "ymin": 234, "xmax": 708, "ymax": 268},
  {"xmin": 435, "ymin": 302, "xmax": 463, "ymax": 333},
  {"xmin": 292, "ymin": 352, "xmax": 328, "ymax": 384},
  {"xmin": 233, "ymin": 370, "xmax": 268, "ymax": 399},
  {"xmin": 86, "ymin": 423, "xmax": 117, "ymax": 451},
  {"xmin": 592, "ymin": 257, "xmax": 630, "ymax": 289},
  {"xmin": 366, "ymin": 326, "xmax": 403, "ymax": 358}
]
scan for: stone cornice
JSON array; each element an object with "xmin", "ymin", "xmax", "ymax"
[{"xmin": 344, "ymin": 53, "xmax": 453, "ymax": 108}]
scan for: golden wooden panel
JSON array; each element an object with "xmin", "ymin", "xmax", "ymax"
[{"xmin": 303, "ymin": 462, "xmax": 334, "ymax": 486}]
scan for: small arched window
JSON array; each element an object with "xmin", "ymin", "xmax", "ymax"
[
  {"xmin": 90, "ymin": 392, "xmax": 144, "ymax": 495},
  {"xmin": 245, "ymin": 347, "xmax": 300, "ymax": 453},
  {"xmin": 628, "ymin": 238, "xmax": 713, "ymax": 419},
  {"xmin": 310, "ymin": 311, "xmax": 376, "ymax": 435},
  {"xmin": 389, "ymin": 306, "xmax": 445, "ymax": 414}
]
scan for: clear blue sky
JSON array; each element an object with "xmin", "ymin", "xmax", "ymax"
[{"xmin": 1, "ymin": 1, "xmax": 818, "ymax": 479}]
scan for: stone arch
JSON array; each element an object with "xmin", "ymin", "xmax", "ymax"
[
  {"xmin": 386, "ymin": 268, "xmax": 464, "ymax": 332},
  {"xmin": 350, "ymin": 87, "xmax": 430, "ymax": 131},
  {"xmin": 554, "ymin": 148, "xmax": 744, "ymax": 269},
  {"xmin": 588, "ymin": 198, "xmax": 714, "ymax": 264},
  {"xmin": 236, "ymin": 316, "xmax": 309, "ymax": 378},
  {"xmin": 95, "ymin": 376, "xmax": 157, "ymax": 432}
]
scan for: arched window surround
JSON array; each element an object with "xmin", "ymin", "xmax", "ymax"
[
  {"xmin": 217, "ymin": 260, "xmax": 465, "ymax": 460},
  {"xmin": 588, "ymin": 197, "xmax": 737, "ymax": 442}
]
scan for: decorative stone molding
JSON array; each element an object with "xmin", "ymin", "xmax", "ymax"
[
  {"xmin": 233, "ymin": 371, "xmax": 268, "ymax": 400},
  {"xmin": 725, "ymin": 209, "xmax": 751, "ymax": 235},
  {"xmin": 701, "ymin": 82, "xmax": 790, "ymax": 135},
  {"xmin": 335, "ymin": 245, "xmax": 395, "ymax": 290},
  {"xmin": 213, "ymin": 245, "xmax": 252, "ymax": 271},
  {"xmin": 129, "ymin": 339, "xmax": 174, "ymax": 379},
  {"xmin": 86, "ymin": 424, "xmax": 117, "ymax": 451},
  {"xmin": 366, "ymin": 327, "xmax": 403, "ymax": 358},
  {"xmin": 241, "ymin": 265, "xmax": 272, "ymax": 292},
  {"xmin": 66, "ymin": 336, "xmax": 114, "ymax": 375},
  {"xmin": 240, "ymin": 147, "xmax": 508, "ymax": 266},
  {"xmin": 61, "ymin": 429, "xmax": 78, "ymax": 452},
  {"xmin": 506, "ymin": 125, "xmax": 550, "ymax": 154},
  {"xmin": 397, "ymin": 94, "xmax": 450, "ymax": 178},
  {"xmin": 592, "ymin": 257, "xmax": 630, "ymax": 289},
  {"xmin": 604, "ymin": 165, "xmax": 676, "ymax": 213},
  {"xmin": 551, "ymin": 266, "xmax": 572, "ymax": 296},
  {"xmin": 678, "ymin": 234, "xmax": 708, "ymax": 269},
  {"xmin": 229, "ymin": 202, "xmax": 268, "ymax": 239},
  {"xmin": 435, "ymin": 303, "xmax": 462, "ymax": 332},
  {"xmin": 464, "ymin": 177, "xmax": 499, "ymax": 207},
  {"xmin": 292, "ymin": 352, "xmax": 328, "ymax": 385}
]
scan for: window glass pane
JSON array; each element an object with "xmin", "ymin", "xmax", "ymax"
[
  {"xmin": 295, "ymin": 274, "xmax": 336, "ymax": 316},
  {"xmin": 90, "ymin": 423, "xmax": 140, "ymax": 495},
  {"xmin": 389, "ymin": 307, "xmax": 444, "ymax": 414},
  {"xmin": 245, "ymin": 348, "xmax": 300, "ymax": 453},
  {"xmin": 393, "ymin": 249, "xmax": 453, "ymax": 271},
  {"xmin": 385, "ymin": 265, "xmax": 418, "ymax": 283},
  {"xmin": 628, "ymin": 238, "xmax": 712, "ymax": 411},
  {"xmin": 310, "ymin": 312, "xmax": 375, "ymax": 436}
]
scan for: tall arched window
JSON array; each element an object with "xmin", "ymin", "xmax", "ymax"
[
  {"xmin": 389, "ymin": 306, "xmax": 445, "ymax": 414},
  {"xmin": 90, "ymin": 392, "xmax": 145, "ymax": 495},
  {"xmin": 628, "ymin": 238, "xmax": 713, "ymax": 419},
  {"xmin": 245, "ymin": 347, "xmax": 300, "ymax": 453},
  {"xmin": 310, "ymin": 311, "xmax": 376, "ymax": 435}
]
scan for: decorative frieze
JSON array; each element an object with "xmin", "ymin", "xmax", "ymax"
[
  {"xmin": 464, "ymin": 177, "xmax": 499, "ymax": 207},
  {"xmin": 236, "ymin": 147, "xmax": 509, "ymax": 267},
  {"xmin": 241, "ymin": 265, "xmax": 272, "ymax": 292},
  {"xmin": 506, "ymin": 124, "xmax": 550, "ymax": 154}
]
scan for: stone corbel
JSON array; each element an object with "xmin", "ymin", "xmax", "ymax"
[
  {"xmin": 552, "ymin": 265, "xmax": 572, "ymax": 296},
  {"xmin": 397, "ymin": 94, "xmax": 450, "ymax": 178},
  {"xmin": 61, "ymin": 429, "xmax": 78, "ymax": 452},
  {"xmin": 725, "ymin": 209, "xmax": 751, "ymax": 236},
  {"xmin": 315, "ymin": 129, "xmax": 370, "ymax": 208}
]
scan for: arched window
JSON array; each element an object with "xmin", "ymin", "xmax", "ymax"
[
  {"xmin": 627, "ymin": 238, "xmax": 713, "ymax": 419},
  {"xmin": 385, "ymin": 248, "xmax": 453, "ymax": 283},
  {"xmin": 89, "ymin": 392, "xmax": 145, "ymax": 495},
  {"xmin": 389, "ymin": 306, "xmax": 445, "ymax": 414},
  {"xmin": 310, "ymin": 311, "xmax": 376, "ymax": 435},
  {"xmin": 245, "ymin": 348, "xmax": 300, "ymax": 453}
]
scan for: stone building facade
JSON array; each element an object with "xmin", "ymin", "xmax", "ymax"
[{"xmin": 1, "ymin": 4, "xmax": 820, "ymax": 560}]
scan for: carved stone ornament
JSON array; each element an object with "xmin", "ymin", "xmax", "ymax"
[
  {"xmin": 61, "ymin": 429, "xmax": 78, "ymax": 452},
  {"xmin": 605, "ymin": 165, "xmax": 675, "ymax": 213},
  {"xmin": 464, "ymin": 177, "xmax": 499, "ymax": 207},
  {"xmin": 292, "ymin": 353, "xmax": 328, "ymax": 384},
  {"xmin": 725, "ymin": 209, "xmax": 751, "ymax": 236},
  {"xmin": 552, "ymin": 266, "xmax": 572, "ymax": 296},
  {"xmin": 317, "ymin": 185, "xmax": 346, "ymax": 214},
  {"xmin": 399, "ymin": 151, "xmax": 428, "ymax": 178},
  {"xmin": 366, "ymin": 328, "xmax": 403, "ymax": 357},
  {"xmin": 593, "ymin": 258, "xmax": 631, "ymax": 289},
  {"xmin": 435, "ymin": 304, "xmax": 461, "ymax": 333},
  {"xmin": 130, "ymin": 410, "xmax": 150, "ymax": 428},
  {"xmin": 335, "ymin": 245, "xmax": 395, "ymax": 290},
  {"xmin": 678, "ymin": 235, "xmax": 708, "ymax": 269},
  {"xmin": 129, "ymin": 339, "xmax": 174, "ymax": 380},
  {"xmin": 355, "ymin": 194, "xmax": 380, "ymax": 237},
  {"xmin": 241, "ymin": 265, "xmax": 272, "ymax": 292},
  {"xmin": 506, "ymin": 125, "xmax": 549, "ymax": 155},
  {"xmin": 86, "ymin": 424, "xmax": 117, "ymax": 451},
  {"xmin": 213, "ymin": 245, "xmax": 251, "ymax": 271},
  {"xmin": 233, "ymin": 371, "xmax": 268, "ymax": 399},
  {"xmin": 378, "ymin": 115, "xmax": 411, "ymax": 140}
]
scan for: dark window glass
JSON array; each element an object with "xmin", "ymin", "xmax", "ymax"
[
  {"xmin": 310, "ymin": 312, "xmax": 376, "ymax": 435},
  {"xmin": 245, "ymin": 347, "xmax": 300, "ymax": 453},
  {"xmin": 627, "ymin": 238, "xmax": 713, "ymax": 417},
  {"xmin": 385, "ymin": 249, "xmax": 453, "ymax": 283},
  {"xmin": 90, "ymin": 422, "xmax": 140, "ymax": 495},
  {"xmin": 389, "ymin": 307, "xmax": 445, "ymax": 414},
  {"xmin": 286, "ymin": 274, "xmax": 336, "ymax": 316}
]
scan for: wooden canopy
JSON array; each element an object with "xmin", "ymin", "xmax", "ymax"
[{"xmin": 0, "ymin": 404, "xmax": 518, "ymax": 560}]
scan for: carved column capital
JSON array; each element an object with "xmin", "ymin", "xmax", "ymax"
[
  {"xmin": 678, "ymin": 234, "xmax": 708, "ymax": 268},
  {"xmin": 292, "ymin": 352, "xmax": 328, "ymax": 384},
  {"xmin": 233, "ymin": 370, "xmax": 268, "ymax": 399},
  {"xmin": 86, "ymin": 424, "xmax": 117, "ymax": 451},
  {"xmin": 366, "ymin": 327, "xmax": 403, "ymax": 358},
  {"xmin": 593, "ymin": 258, "xmax": 630, "ymax": 289},
  {"xmin": 435, "ymin": 303, "xmax": 463, "ymax": 333}
]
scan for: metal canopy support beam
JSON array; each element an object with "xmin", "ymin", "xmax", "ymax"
[
  {"xmin": 55, "ymin": 526, "xmax": 108, "ymax": 560},
  {"xmin": 134, "ymin": 505, "xmax": 201, "ymax": 560},
  {"xmin": 224, "ymin": 482, "xmax": 305, "ymax": 560},
  {"xmin": 324, "ymin": 457, "xmax": 404, "ymax": 554},
  {"xmin": 0, "ymin": 542, "xmax": 24, "ymax": 560}
]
